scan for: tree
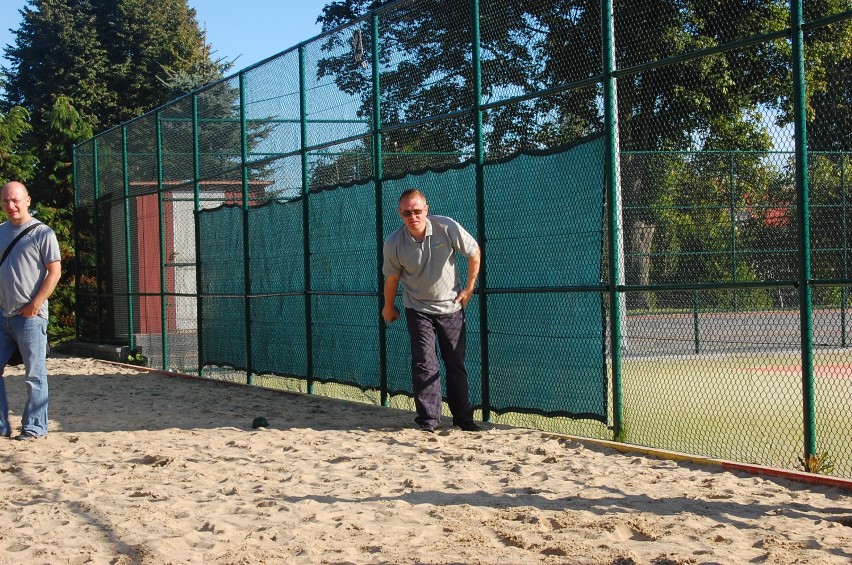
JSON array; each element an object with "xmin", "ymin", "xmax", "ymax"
[
  {"xmin": 3, "ymin": 0, "xmax": 209, "ymax": 131},
  {"xmin": 315, "ymin": 1, "xmax": 852, "ymax": 309},
  {"xmin": 316, "ymin": 0, "xmax": 556, "ymax": 176},
  {"xmin": 0, "ymin": 106, "xmax": 37, "ymax": 183},
  {"xmin": 44, "ymin": 95, "xmax": 94, "ymax": 200},
  {"xmin": 1, "ymin": 0, "xmax": 225, "ymax": 343},
  {"xmin": 1, "ymin": 0, "xmax": 212, "ymax": 205},
  {"xmin": 94, "ymin": 0, "xmax": 210, "ymax": 120}
]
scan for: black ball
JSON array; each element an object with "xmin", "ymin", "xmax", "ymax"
[{"xmin": 252, "ymin": 416, "xmax": 269, "ymax": 429}]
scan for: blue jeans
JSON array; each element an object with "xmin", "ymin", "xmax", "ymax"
[
  {"xmin": 0, "ymin": 315, "xmax": 49, "ymax": 437},
  {"xmin": 405, "ymin": 308, "xmax": 474, "ymax": 428}
]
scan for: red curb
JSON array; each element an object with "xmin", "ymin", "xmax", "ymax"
[{"xmin": 720, "ymin": 461, "xmax": 852, "ymax": 491}]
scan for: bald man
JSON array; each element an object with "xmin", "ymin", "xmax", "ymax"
[{"xmin": 0, "ymin": 181, "xmax": 61, "ymax": 441}]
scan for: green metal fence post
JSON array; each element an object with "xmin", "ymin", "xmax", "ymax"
[
  {"xmin": 729, "ymin": 153, "xmax": 738, "ymax": 311},
  {"xmin": 121, "ymin": 126, "xmax": 135, "ymax": 354},
  {"xmin": 92, "ymin": 140, "xmax": 102, "ymax": 342},
  {"xmin": 791, "ymin": 0, "xmax": 816, "ymax": 462},
  {"xmin": 299, "ymin": 46, "xmax": 314, "ymax": 394},
  {"xmin": 841, "ymin": 151, "xmax": 848, "ymax": 348},
  {"xmin": 602, "ymin": 0, "xmax": 624, "ymax": 438},
  {"xmin": 471, "ymin": 0, "xmax": 490, "ymax": 422},
  {"xmin": 239, "ymin": 73, "xmax": 254, "ymax": 385},
  {"xmin": 72, "ymin": 146, "xmax": 81, "ymax": 340},
  {"xmin": 156, "ymin": 111, "xmax": 169, "ymax": 370},
  {"xmin": 370, "ymin": 14, "xmax": 388, "ymax": 406},
  {"xmin": 693, "ymin": 291, "xmax": 700, "ymax": 354},
  {"xmin": 193, "ymin": 94, "xmax": 203, "ymax": 376}
]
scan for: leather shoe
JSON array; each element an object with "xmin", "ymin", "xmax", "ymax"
[
  {"xmin": 419, "ymin": 423, "xmax": 435, "ymax": 433},
  {"xmin": 457, "ymin": 422, "xmax": 482, "ymax": 432}
]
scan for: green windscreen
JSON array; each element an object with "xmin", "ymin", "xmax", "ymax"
[
  {"xmin": 198, "ymin": 134, "xmax": 607, "ymax": 421},
  {"xmin": 483, "ymin": 136, "xmax": 607, "ymax": 419}
]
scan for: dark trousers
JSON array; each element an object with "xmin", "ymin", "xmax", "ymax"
[{"xmin": 405, "ymin": 308, "xmax": 474, "ymax": 427}]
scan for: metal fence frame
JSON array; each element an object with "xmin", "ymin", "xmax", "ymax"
[{"xmin": 72, "ymin": 0, "xmax": 852, "ymax": 477}]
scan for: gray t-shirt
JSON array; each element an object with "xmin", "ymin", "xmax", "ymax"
[
  {"xmin": 0, "ymin": 219, "xmax": 61, "ymax": 319},
  {"xmin": 383, "ymin": 215, "xmax": 479, "ymax": 315}
]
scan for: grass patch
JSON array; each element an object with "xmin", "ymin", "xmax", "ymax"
[{"xmin": 201, "ymin": 348, "xmax": 852, "ymax": 477}]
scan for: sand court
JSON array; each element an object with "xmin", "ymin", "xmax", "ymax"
[{"xmin": 0, "ymin": 356, "xmax": 849, "ymax": 564}]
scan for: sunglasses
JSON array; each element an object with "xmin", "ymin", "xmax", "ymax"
[{"xmin": 400, "ymin": 209, "xmax": 425, "ymax": 217}]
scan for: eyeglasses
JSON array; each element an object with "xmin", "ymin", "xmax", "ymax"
[{"xmin": 400, "ymin": 209, "xmax": 425, "ymax": 217}]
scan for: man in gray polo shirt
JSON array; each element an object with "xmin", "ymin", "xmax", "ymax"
[{"xmin": 382, "ymin": 189, "xmax": 482, "ymax": 433}]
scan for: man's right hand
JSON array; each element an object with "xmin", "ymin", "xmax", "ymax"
[{"xmin": 382, "ymin": 305, "xmax": 400, "ymax": 324}]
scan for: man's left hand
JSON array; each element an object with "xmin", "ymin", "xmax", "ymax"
[
  {"xmin": 453, "ymin": 289, "xmax": 474, "ymax": 308},
  {"xmin": 20, "ymin": 303, "xmax": 39, "ymax": 317}
]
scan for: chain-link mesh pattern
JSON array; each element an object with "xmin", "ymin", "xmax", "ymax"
[
  {"xmin": 72, "ymin": 0, "xmax": 852, "ymax": 478},
  {"xmin": 484, "ymin": 139, "xmax": 607, "ymax": 418}
]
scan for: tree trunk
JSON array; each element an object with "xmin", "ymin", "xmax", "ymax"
[{"xmin": 626, "ymin": 219, "xmax": 655, "ymax": 310}]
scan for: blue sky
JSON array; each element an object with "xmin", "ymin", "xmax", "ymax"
[{"xmin": 1, "ymin": 0, "xmax": 330, "ymax": 76}]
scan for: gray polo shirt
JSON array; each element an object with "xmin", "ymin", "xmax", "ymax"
[
  {"xmin": 383, "ymin": 215, "xmax": 479, "ymax": 315},
  {"xmin": 0, "ymin": 219, "xmax": 61, "ymax": 319}
]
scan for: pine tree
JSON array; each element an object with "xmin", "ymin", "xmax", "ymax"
[
  {"xmin": 1, "ymin": 0, "xmax": 214, "ymax": 204},
  {"xmin": 0, "ymin": 106, "xmax": 38, "ymax": 183},
  {"xmin": 1, "ymin": 0, "xmax": 224, "ymax": 343}
]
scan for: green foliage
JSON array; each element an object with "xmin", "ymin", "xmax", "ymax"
[
  {"xmin": 43, "ymin": 95, "xmax": 94, "ymax": 204},
  {"xmin": 125, "ymin": 350, "xmax": 148, "ymax": 366},
  {"xmin": 807, "ymin": 153, "xmax": 852, "ymax": 285},
  {"xmin": 159, "ymin": 58, "xmax": 231, "ymax": 97},
  {"xmin": 98, "ymin": 0, "xmax": 209, "ymax": 117},
  {"xmin": 2, "ymin": 0, "xmax": 209, "ymax": 130},
  {"xmin": 0, "ymin": 106, "xmax": 38, "ymax": 183},
  {"xmin": 797, "ymin": 451, "xmax": 835, "ymax": 475},
  {"xmin": 31, "ymin": 202, "xmax": 76, "ymax": 344},
  {"xmin": 801, "ymin": 0, "xmax": 852, "ymax": 150},
  {"xmin": 1, "ymin": 0, "xmax": 216, "ymax": 209},
  {"xmin": 2, "ymin": 0, "xmax": 113, "ymax": 129},
  {"xmin": 33, "ymin": 95, "xmax": 94, "ymax": 343},
  {"xmin": 315, "ymin": 2, "xmax": 833, "ymax": 312},
  {"xmin": 1, "ymin": 0, "xmax": 223, "ymax": 343},
  {"xmin": 311, "ymin": 142, "xmax": 374, "ymax": 189}
]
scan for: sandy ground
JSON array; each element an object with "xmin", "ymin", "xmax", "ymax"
[{"xmin": 0, "ymin": 356, "xmax": 849, "ymax": 565}]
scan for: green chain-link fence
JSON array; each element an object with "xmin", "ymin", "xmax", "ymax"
[{"xmin": 73, "ymin": 0, "xmax": 852, "ymax": 478}]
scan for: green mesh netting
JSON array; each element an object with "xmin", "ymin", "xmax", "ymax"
[
  {"xmin": 198, "ymin": 134, "xmax": 606, "ymax": 420},
  {"xmin": 482, "ymin": 136, "xmax": 607, "ymax": 419}
]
